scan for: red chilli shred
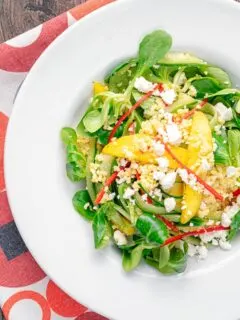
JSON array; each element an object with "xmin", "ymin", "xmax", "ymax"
[
  {"xmin": 162, "ymin": 225, "xmax": 230, "ymax": 246},
  {"xmin": 135, "ymin": 171, "xmax": 141, "ymax": 180},
  {"xmin": 108, "ymin": 83, "xmax": 164, "ymax": 142},
  {"xmin": 175, "ymin": 99, "xmax": 208, "ymax": 123},
  {"xmin": 95, "ymin": 163, "xmax": 130, "ymax": 205},
  {"xmin": 161, "ymin": 141, "xmax": 224, "ymax": 201},
  {"xmin": 157, "ymin": 216, "xmax": 179, "ymax": 233},
  {"xmin": 233, "ymin": 189, "xmax": 240, "ymax": 197}
]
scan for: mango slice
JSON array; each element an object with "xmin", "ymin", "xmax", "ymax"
[
  {"xmin": 93, "ymin": 82, "xmax": 108, "ymax": 95},
  {"xmin": 102, "ymin": 134, "xmax": 188, "ymax": 169},
  {"xmin": 180, "ymin": 112, "xmax": 213, "ymax": 224},
  {"xmin": 167, "ymin": 182, "xmax": 183, "ymax": 198}
]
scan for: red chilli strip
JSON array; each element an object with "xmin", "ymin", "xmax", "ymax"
[
  {"xmin": 95, "ymin": 163, "xmax": 130, "ymax": 205},
  {"xmin": 135, "ymin": 171, "xmax": 141, "ymax": 180},
  {"xmin": 157, "ymin": 216, "xmax": 179, "ymax": 233},
  {"xmin": 175, "ymin": 99, "xmax": 208, "ymax": 123},
  {"xmin": 147, "ymin": 197, "xmax": 153, "ymax": 204},
  {"xmin": 162, "ymin": 141, "xmax": 224, "ymax": 201},
  {"xmin": 94, "ymin": 171, "xmax": 119, "ymax": 205},
  {"xmin": 162, "ymin": 225, "xmax": 230, "ymax": 246},
  {"xmin": 108, "ymin": 83, "xmax": 164, "ymax": 142},
  {"xmin": 233, "ymin": 189, "xmax": 240, "ymax": 197}
]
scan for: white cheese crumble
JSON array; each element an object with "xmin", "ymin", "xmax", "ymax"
[
  {"xmin": 108, "ymin": 192, "xmax": 116, "ymax": 201},
  {"xmin": 206, "ymin": 219, "xmax": 214, "ymax": 226},
  {"xmin": 221, "ymin": 203, "xmax": 239, "ymax": 227},
  {"xmin": 226, "ymin": 166, "xmax": 237, "ymax": 177},
  {"xmin": 152, "ymin": 141, "xmax": 165, "ymax": 156},
  {"xmin": 166, "ymin": 123, "xmax": 182, "ymax": 145},
  {"xmin": 164, "ymin": 197, "xmax": 176, "ymax": 212},
  {"xmin": 141, "ymin": 194, "xmax": 148, "ymax": 202},
  {"xmin": 219, "ymin": 240, "xmax": 231, "ymax": 250},
  {"xmin": 157, "ymin": 127, "xmax": 169, "ymax": 143},
  {"xmin": 201, "ymin": 158, "xmax": 212, "ymax": 171},
  {"xmin": 188, "ymin": 174, "xmax": 197, "ymax": 189},
  {"xmin": 123, "ymin": 187, "xmax": 135, "ymax": 199},
  {"xmin": 188, "ymin": 244, "xmax": 208, "ymax": 260},
  {"xmin": 160, "ymin": 89, "xmax": 176, "ymax": 105},
  {"xmin": 113, "ymin": 230, "xmax": 127, "ymax": 246},
  {"xmin": 157, "ymin": 157, "xmax": 169, "ymax": 169},
  {"xmin": 215, "ymin": 102, "xmax": 233, "ymax": 122},
  {"xmin": 153, "ymin": 171, "xmax": 165, "ymax": 181},
  {"xmin": 160, "ymin": 171, "xmax": 177, "ymax": 190},
  {"xmin": 221, "ymin": 214, "xmax": 232, "ymax": 228},
  {"xmin": 200, "ymin": 231, "xmax": 225, "ymax": 244},
  {"xmin": 200, "ymin": 230, "xmax": 232, "ymax": 251},
  {"xmin": 134, "ymin": 77, "xmax": 155, "ymax": 93},
  {"xmin": 177, "ymin": 168, "xmax": 188, "ymax": 183},
  {"xmin": 153, "ymin": 188, "xmax": 162, "ymax": 200}
]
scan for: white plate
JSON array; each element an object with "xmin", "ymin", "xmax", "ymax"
[{"xmin": 5, "ymin": 0, "xmax": 240, "ymax": 319}]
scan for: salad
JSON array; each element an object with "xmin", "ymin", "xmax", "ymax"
[{"xmin": 61, "ymin": 30, "xmax": 240, "ymax": 275}]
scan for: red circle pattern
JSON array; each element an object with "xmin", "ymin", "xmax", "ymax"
[
  {"xmin": 46, "ymin": 280, "xmax": 87, "ymax": 317},
  {"xmin": 0, "ymin": 15, "xmax": 68, "ymax": 72},
  {"xmin": 2, "ymin": 291, "xmax": 51, "ymax": 320}
]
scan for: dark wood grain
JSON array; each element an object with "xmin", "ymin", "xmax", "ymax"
[{"xmin": 0, "ymin": 0, "xmax": 88, "ymax": 43}]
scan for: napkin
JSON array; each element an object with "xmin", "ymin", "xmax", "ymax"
[{"xmin": 0, "ymin": 0, "xmax": 113, "ymax": 319}]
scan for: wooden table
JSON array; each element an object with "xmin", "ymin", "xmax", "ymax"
[{"xmin": 0, "ymin": 0, "xmax": 87, "ymax": 43}]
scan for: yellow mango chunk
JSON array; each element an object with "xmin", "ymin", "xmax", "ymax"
[
  {"xmin": 167, "ymin": 182, "xmax": 183, "ymax": 210},
  {"xmin": 93, "ymin": 82, "xmax": 108, "ymax": 95},
  {"xmin": 102, "ymin": 134, "xmax": 188, "ymax": 169},
  {"xmin": 180, "ymin": 112, "xmax": 213, "ymax": 224},
  {"xmin": 167, "ymin": 182, "xmax": 183, "ymax": 198}
]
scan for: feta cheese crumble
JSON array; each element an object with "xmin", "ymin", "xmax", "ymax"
[
  {"xmin": 226, "ymin": 166, "xmax": 237, "ymax": 177},
  {"xmin": 160, "ymin": 171, "xmax": 177, "ymax": 190},
  {"xmin": 200, "ymin": 229, "xmax": 232, "ymax": 251},
  {"xmin": 201, "ymin": 158, "xmax": 212, "ymax": 171},
  {"xmin": 157, "ymin": 157, "xmax": 169, "ymax": 169},
  {"xmin": 108, "ymin": 192, "xmax": 116, "ymax": 201},
  {"xmin": 123, "ymin": 187, "xmax": 135, "ymax": 199},
  {"xmin": 160, "ymin": 89, "xmax": 176, "ymax": 105},
  {"xmin": 114, "ymin": 230, "xmax": 127, "ymax": 246},
  {"xmin": 215, "ymin": 102, "xmax": 233, "ymax": 122},
  {"xmin": 153, "ymin": 171, "xmax": 165, "ymax": 181},
  {"xmin": 188, "ymin": 244, "xmax": 208, "ymax": 260},
  {"xmin": 152, "ymin": 141, "xmax": 165, "ymax": 156},
  {"xmin": 164, "ymin": 197, "xmax": 176, "ymax": 212},
  {"xmin": 219, "ymin": 240, "xmax": 231, "ymax": 250},
  {"xmin": 166, "ymin": 123, "xmax": 182, "ymax": 145},
  {"xmin": 134, "ymin": 77, "xmax": 155, "ymax": 93},
  {"xmin": 141, "ymin": 194, "xmax": 148, "ymax": 202},
  {"xmin": 177, "ymin": 168, "xmax": 188, "ymax": 183},
  {"xmin": 221, "ymin": 203, "xmax": 239, "ymax": 227}
]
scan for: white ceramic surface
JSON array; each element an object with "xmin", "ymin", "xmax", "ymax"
[{"xmin": 5, "ymin": 0, "xmax": 240, "ymax": 319}]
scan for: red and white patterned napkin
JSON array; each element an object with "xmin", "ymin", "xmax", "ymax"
[{"xmin": 0, "ymin": 0, "xmax": 113, "ymax": 319}]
